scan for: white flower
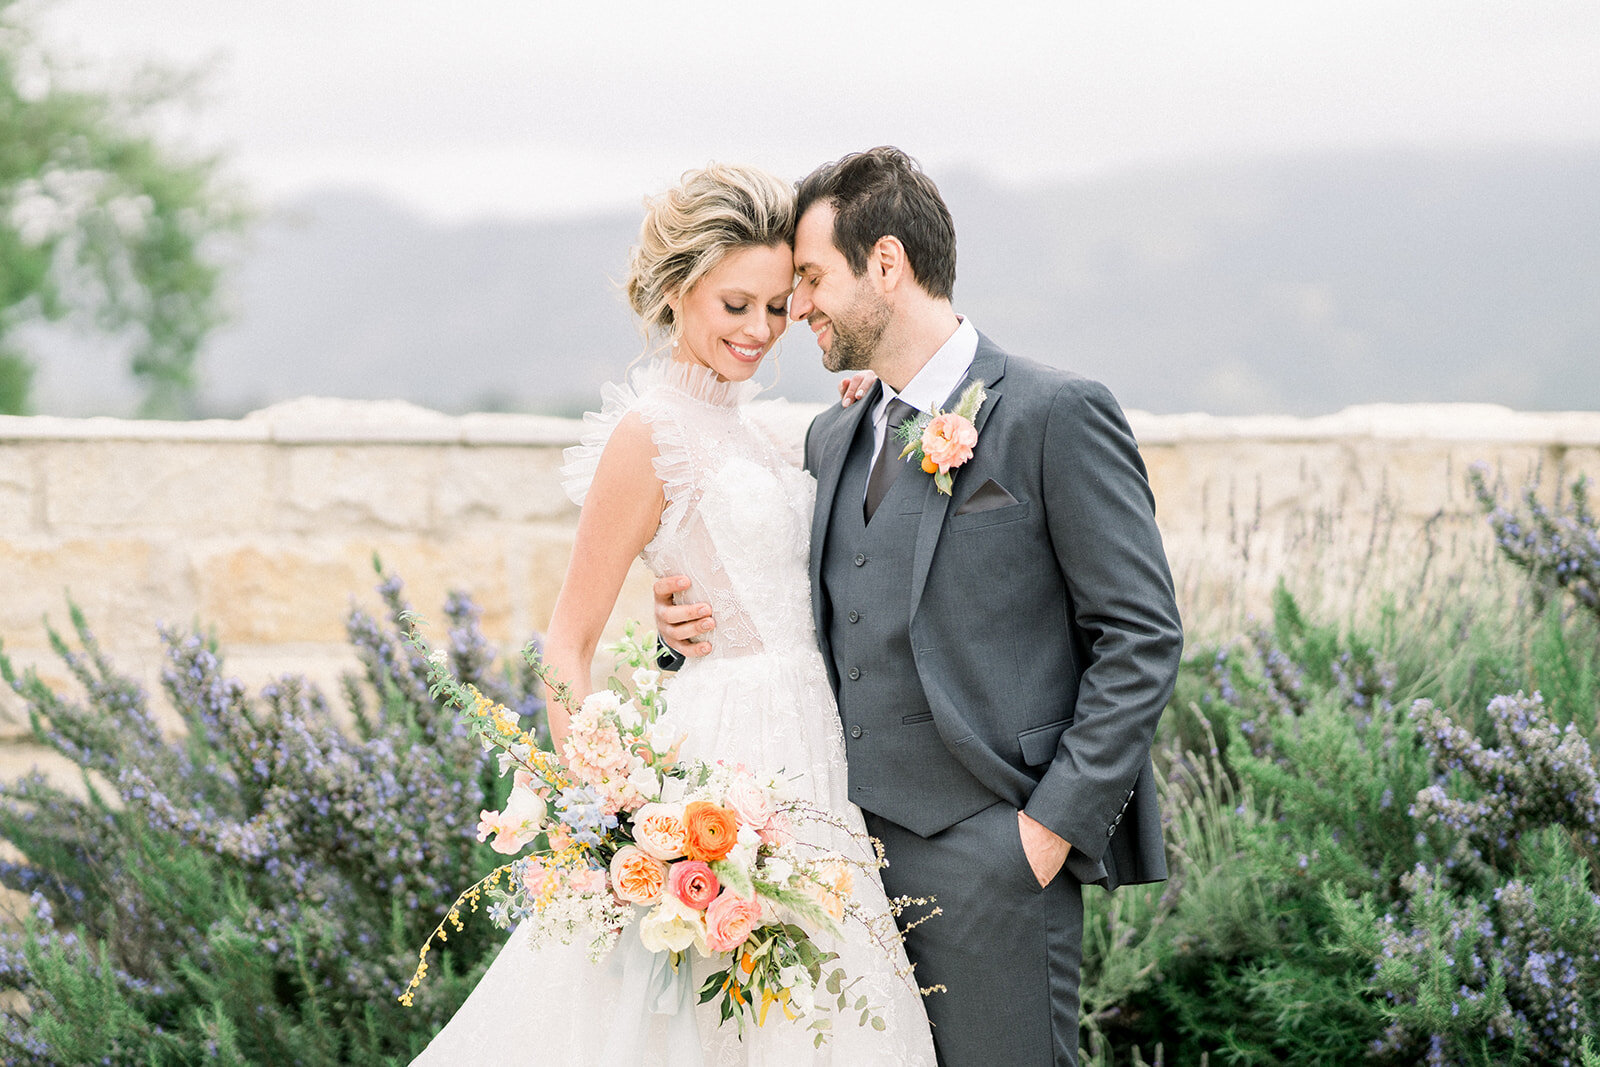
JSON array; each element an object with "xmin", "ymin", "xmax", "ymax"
[
  {"xmin": 632, "ymin": 667, "xmax": 661, "ymax": 693},
  {"xmin": 779, "ymin": 965, "xmax": 816, "ymax": 1016},
  {"xmin": 583, "ymin": 690, "xmax": 623, "ymax": 715},
  {"xmin": 764, "ymin": 857, "xmax": 794, "ymax": 884},
  {"xmin": 617, "ymin": 700, "xmax": 643, "ymax": 731},
  {"xmin": 626, "ymin": 761, "xmax": 662, "ymax": 803},
  {"xmin": 427, "ymin": 648, "xmax": 449, "ymax": 667},
  {"xmin": 735, "ymin": 824, "xmax": 761, "ymax": 848},
  {"xmin": 638, "ymin": 896, "xmax": 706, "ymax": 954}
]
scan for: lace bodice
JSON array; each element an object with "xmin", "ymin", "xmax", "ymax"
[{"xmin": 561, "ymin": 359, "xmax": 819, "ymax": 658}]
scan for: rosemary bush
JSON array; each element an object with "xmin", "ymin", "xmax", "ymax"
[
  {"xmin": 0, "ymin": 567, "xmax": 544, "ymax": 1065},
  {"xmin": 1079, "ymin": 470, "xmax": 1600, "ymax": 1066}
]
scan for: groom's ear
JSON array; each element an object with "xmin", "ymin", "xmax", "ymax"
[{"xmin": 870, "ymin": 234, "xmax": 908, "ymax": 293}]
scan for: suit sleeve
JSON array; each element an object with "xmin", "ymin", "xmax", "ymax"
[{"xmin": 1021, "ymin": 379, "xmax": 1183, "ymax": 862}]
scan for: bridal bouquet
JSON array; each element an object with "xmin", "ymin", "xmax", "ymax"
[{"xmin": 398, "ymin": 622, "xmax": 895, "ymax": 1043}]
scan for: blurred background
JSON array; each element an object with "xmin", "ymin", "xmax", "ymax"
[{"xmin": 6, "ymin": 0, "xmax": 1599, "ymax": 419}]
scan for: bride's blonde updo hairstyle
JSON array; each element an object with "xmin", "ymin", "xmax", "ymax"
[{"xmin": 625, "ymin": 163, "xmax": 796, "ymax": 342}]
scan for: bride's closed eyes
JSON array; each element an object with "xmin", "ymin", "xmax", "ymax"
[{"xmin": 722, "ymin": 302, "xmax": 789, "ymax": 317}]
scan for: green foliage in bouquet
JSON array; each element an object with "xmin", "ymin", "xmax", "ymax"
[
  {"xmin": 0, "ymin": 564, "xmax": 544, "ymax": 1064},
  {"xmin": 1076, "ymin": 468, "xmax": 1600, "ymax": 1067}
]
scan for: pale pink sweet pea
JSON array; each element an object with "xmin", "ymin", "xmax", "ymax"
[
  {"xmin": 921, "ymin": 413, "xmax": 978, "ymax": 473},
  {"xmin": 704, "ymin": 889, "xmax": 765, "ymax": 953},
  {"xmin": 475, "ymin": 783, "xmax": 547, "ymax": 855}
]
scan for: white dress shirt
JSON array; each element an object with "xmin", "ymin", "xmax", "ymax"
[{"xmin": 867, "ymin": 316, "xmax": 979, "ymax": 482}]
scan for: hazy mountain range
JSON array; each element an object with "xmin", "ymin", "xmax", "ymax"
[{"xmin": 30, "ymin": 145, "xmax": 1600, "ymax": 418}]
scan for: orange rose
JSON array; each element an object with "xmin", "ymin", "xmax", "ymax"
[
  {"xmin": 681, "ymin": 801, "xmax": 739, "ymax": 863},
  {"xmin": 920, "ymin": 412, "xmax": 978, "ymax": 473},
  {"xmin": 609, "ymin": 845, "xmax": 668, "ymax": 905}
]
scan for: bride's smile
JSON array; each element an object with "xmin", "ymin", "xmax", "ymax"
[{"xmin": 668, "ymin": 241, "xmax": 794, "ymax": 383}]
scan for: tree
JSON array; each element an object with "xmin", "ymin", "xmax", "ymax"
[{"xmin": 0, "ymin": 0, "xmax": 243, "ymax": 418}]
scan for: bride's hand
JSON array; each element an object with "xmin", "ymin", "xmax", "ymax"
[{"xmin": 838, "ymin": 371, "xmax": 877, "ymax": 407}]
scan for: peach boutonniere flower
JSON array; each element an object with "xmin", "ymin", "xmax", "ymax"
[{"xmin": 894, "ymin": 380, "xmax": 987, "ymax": 496}]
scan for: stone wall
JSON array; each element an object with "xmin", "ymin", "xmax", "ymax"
[{"xmin": 4, "ymin": 397, "xmax": 1600, "ymax": 780}]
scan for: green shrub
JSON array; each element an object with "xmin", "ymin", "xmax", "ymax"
[{"xmin": 0, "ymin": 567, "xmax": 544, "ymax": 1064}]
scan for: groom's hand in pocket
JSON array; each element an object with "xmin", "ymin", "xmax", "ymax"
[
  {"xmin": 652, "ymin": 575, "xmax": 717, "ymax": 658},
  {"xmin": 1017, "ymin": 810, "xmax": 1071, "ymax": 889}
]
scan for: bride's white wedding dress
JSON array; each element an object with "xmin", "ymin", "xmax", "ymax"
[{"xmin": 413, "ymin": 360, "xmax": 935, "ymax": 1065}]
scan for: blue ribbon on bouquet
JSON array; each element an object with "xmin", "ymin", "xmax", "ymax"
[{"xmin": 602, "ymin": 931, "xmax": 705, "ymax": 1064}]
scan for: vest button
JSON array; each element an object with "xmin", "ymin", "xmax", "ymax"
[
  {"xmin": 847, "ymin": 610, "xmax": 860, "ymax": 623},
  {"xmin": 850, "ymin": 725, "xmax": 862, "ymax": 739},
  {"xmin": 848, "ymin": 667, "xmax": 861, "ymax": 680},
  {"xmin": 854, "ymin": 554, "xmax": 866, "ymax": 566}
]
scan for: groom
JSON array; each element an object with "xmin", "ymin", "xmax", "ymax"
[{"xmin": 656, "ymin": 147, "xmax": 1182, "ymax": 1065}]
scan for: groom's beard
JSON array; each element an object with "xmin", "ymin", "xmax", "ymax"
[{"xmin": 816, "ymin": 289, "xmax": 890, "ymax": 373}]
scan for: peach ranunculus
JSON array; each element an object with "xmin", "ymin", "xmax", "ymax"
[
  {"xmin": 632, "ymin": 802, "xmax": 688, "ymax": 861},
  {"xmin": 920, "ymin": 412, "xmax": 978, "ymax": 474},
  {"xmin": 704, "ymin": 889, "xmax": 765, "ymax": 953},
  {"xmin": 667, "ymin": 860, "xmax": 721, "ymax": 911},
  {"xmin": 681, "ymin": 801, "xmax": 740, "ymax": 863},
  {"xmin": 610, "ymin": 845, "xmax": 669, "ymax": 905}
]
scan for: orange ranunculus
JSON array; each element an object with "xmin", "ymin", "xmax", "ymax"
[
  {"xmin": 682, "ymin": 801, "xmax": 739, "ymax": 863},
  {"xmin": 920, "ymin": 412, "xmax": 978, "ymax": 473},
  {"xmin": 609, "ymin": 845, "xmax": 668, "ymax": 905}
]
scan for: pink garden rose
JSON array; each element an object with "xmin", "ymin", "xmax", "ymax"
[
  {"xmin": 704, "ymin": 889, "xmax": 765, "ymax": 953},
  {"xmin": 667, "ymin": 860, "xmax": 721, "ymax": 911},
  {"xmin": 725, "ymin": 776, "xmax": 775, "ymax": 831},
  {"xmin": 756, "ymin": 810, "xmax": 794, "ymax": 848},
  {"xmin": 920, "ymin": 412, "xmax": 978, "ymax": 473}
]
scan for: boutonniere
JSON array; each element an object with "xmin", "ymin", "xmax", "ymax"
[{"xmin": 893, "ymin": 381, "xmax": 987, "ymax": 496}]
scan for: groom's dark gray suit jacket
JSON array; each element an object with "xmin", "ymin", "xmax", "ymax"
[{"xmin": 803, "ymin": 334, "xmax": 1182, "ymax": 890}]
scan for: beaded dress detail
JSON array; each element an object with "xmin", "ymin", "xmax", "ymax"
[{"xmin": 413, "ymin": 360, "xmax": 934, "ymax": 1066}]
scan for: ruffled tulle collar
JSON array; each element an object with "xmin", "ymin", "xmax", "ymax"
[{"xmin": 634, "ymin": 357, "xmax": 762, "ymax": 409}]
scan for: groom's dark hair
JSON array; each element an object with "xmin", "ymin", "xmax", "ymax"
[{"xmin": 795, "ymin": 147, "xmax": 956, "ymax": 300}]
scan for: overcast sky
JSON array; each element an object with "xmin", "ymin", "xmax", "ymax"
[{"xmin": 24, "ymin": 0, "xmax": 1600, "ymax": 222}]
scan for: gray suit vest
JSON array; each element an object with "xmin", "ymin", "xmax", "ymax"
[{"xmin": 821, "ymin": 414, "xmax": 996, "ymax": 833}]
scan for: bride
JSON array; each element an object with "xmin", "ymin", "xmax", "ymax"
[{"xmin": 412, "ymin": 163, "xmax": 936, "ymax": 1064}]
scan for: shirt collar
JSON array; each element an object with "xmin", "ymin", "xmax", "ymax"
[{"xmin": 874, "ymin": 316, "xmax": 979, "ymax": 427}]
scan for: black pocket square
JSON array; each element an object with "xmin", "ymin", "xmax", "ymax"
[{"xmin": 954, "ymin": 478, "xmax": 1020, "ymax": 516}]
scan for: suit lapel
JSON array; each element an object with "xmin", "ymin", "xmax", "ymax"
[
  {"xmin": 908, "ymin": 337, "xmax": 1009, "ymax": 617},
  {"xmin": 809, "ymin": 380, "xmax": 881, "ymax": 644}
]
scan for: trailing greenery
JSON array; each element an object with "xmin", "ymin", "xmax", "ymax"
[{"xmin": 0, "ymin": 566, "xmax": 544, "ymax": 1064}]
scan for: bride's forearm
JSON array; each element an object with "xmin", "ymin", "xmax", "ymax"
[{"xmin": 540, "ymin": 631, "xmax": 597, "ymax": 752}]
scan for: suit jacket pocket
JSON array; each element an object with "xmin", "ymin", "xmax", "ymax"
[
  {"xmin": 947, "ymin": 498, "xmax": 1031, "ymax": 531},
  {"xmin": 1018, "ymin": 717, "xmax": 1072, "ymax": 767},
  {"xmin": 954, "ymin": 478, "xmax": 1020, "ymax": 516}
]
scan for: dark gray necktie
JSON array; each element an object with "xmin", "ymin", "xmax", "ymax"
[{"xmin": 864, "ymin": 398, "xmax": 918, "ymax": 522}]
